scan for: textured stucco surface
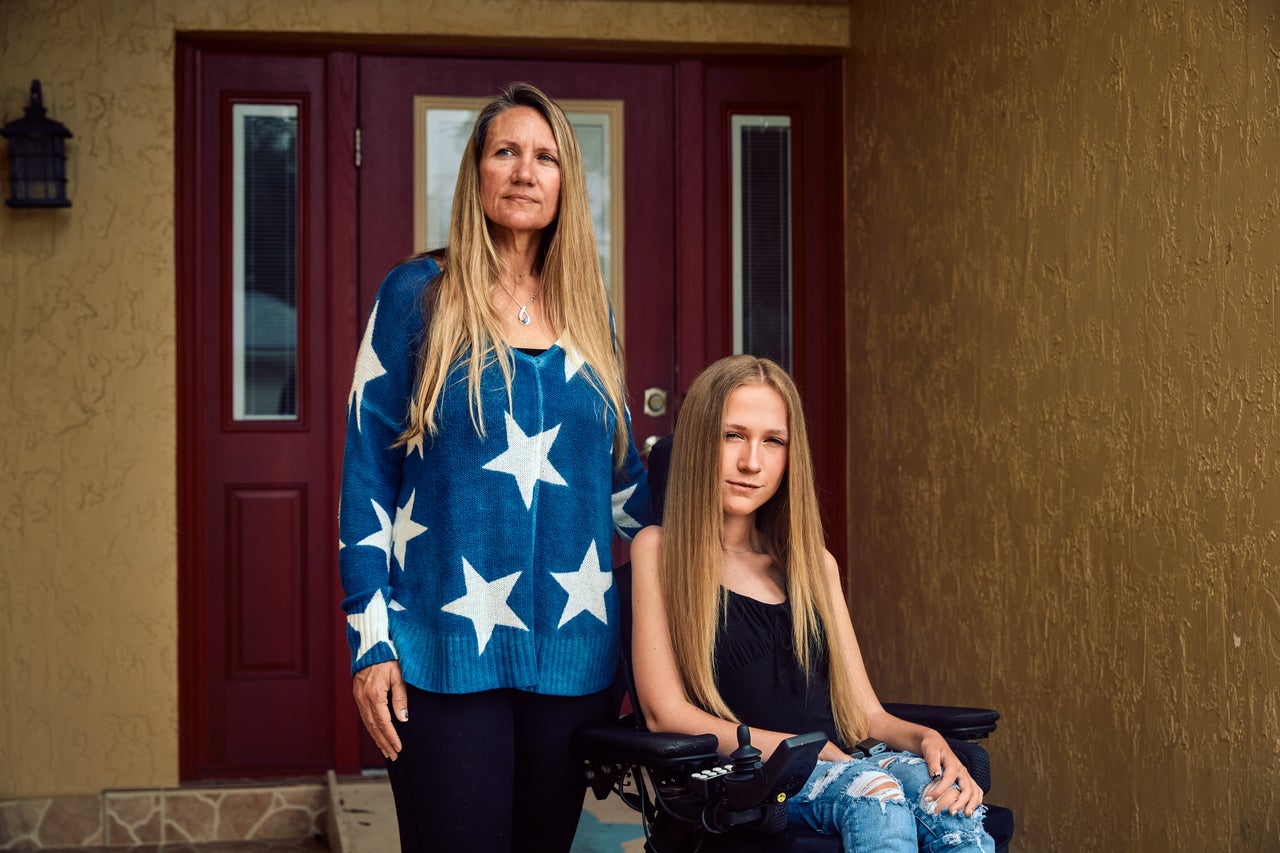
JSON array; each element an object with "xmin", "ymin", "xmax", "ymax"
[
  {"xmin": 847, "ymin": 1, "xmax": 1280, "ymax": 850},
  {"xmin": 0, "ymin": 0, "xmax": 847, "ymax": 799}
]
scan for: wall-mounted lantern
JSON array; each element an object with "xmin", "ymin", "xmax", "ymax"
[{"xmin": 1, "ymin": 80, "xmax": 72, "ymax": 208}]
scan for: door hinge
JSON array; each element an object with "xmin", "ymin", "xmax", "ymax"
[{"xmin": 354, "ymin": 127, "xmax": 362, "ymax": 168}]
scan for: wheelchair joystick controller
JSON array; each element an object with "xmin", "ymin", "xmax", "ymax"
[
  {"xmin": 728, "ymin": 725, "xmax": 762, "ymax": 777},
  {"xmin": 692, "ymin": 725, "xmax": 825, "ymax": 834},
  {"xmin": 721, "ymin": 725, "xmax": 768, "ymax": 813}
]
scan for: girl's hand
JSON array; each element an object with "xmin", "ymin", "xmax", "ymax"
[{"xmin": 920, "ymin": 731, "xmax": 984, "ymax": 817}]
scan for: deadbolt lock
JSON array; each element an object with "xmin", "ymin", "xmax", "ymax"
[{"xmin": 643, "ymin": 387, "xmax": 668, "ymax": 418}]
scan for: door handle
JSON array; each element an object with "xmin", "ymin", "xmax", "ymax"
[{"xmin": 643, "ymin": 387, "xmax": 668, "ymax": 418}]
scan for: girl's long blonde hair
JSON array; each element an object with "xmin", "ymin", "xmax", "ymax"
[
  {"xmin": 398, "ymin": 82, "xmax": 630, "ymax": 463},
  {"xmin": 660, "ymin": 355, "xmax": 867, "ymax": 745}
]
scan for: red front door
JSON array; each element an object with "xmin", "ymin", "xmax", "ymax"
[{"xmin": 179, "ymin": 42, "xmax": 843, "ymax": 777}]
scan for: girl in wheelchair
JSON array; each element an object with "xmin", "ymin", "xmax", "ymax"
[{"xmin": 630, "ymin": 355, "xmax": 995, "ymax": 853}]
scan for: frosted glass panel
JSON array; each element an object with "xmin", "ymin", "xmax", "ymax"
[{"xmin": 232, "ymin": 103, "xmax": 298, "ymax": 422}]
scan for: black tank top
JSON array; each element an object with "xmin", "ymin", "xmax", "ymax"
[{"xmin": 714, "ymin": 589, "xmax": 841, "ymax": 747}]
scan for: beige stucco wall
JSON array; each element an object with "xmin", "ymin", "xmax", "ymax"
[
  {"xmin": 848, "ymin": 0, "xmax": 1280, "ymax": 850},
  {"xmin": 0, "ymin": 0, "xmax": 847, "ymax": 800}
]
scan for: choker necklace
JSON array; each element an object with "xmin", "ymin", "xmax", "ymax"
[
  {"xmin": 500, "ymin": 276, "xmax": 541, "ymax": 325},
  {"xmin": 722, "ymin": 544, "xmax": 764, "ymax": 555}
]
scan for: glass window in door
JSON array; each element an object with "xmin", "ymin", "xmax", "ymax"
[
  {"xmin": 231, "ymin": 102, "xmax": 299, "ymax": 422},
  {"xmin": 731, "ymin": 114, "xmax": 792, "ymax": 372}
]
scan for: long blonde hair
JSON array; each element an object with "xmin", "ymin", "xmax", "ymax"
[
  {"xmin": 660, "ymin": 355, "xmax": 867, "ymax": 744},
  {"xmin": 399, "ymin": 82, "xmax": 630, "ymax": 463}
]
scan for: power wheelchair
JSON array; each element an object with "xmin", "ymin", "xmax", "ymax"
[{"xmin": 574, "ymin": 438, "xmax": 1015, "ymax": 852}]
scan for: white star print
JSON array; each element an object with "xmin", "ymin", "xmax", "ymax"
[
  {"xmin": 356, "ymin": 498, "xmax": 392, "ymax": 571},
  {"xmin": 405, "ymin": 431, "xmax": 424, "ymax": 459},
  {"xmin": 392, "ymin": 490, "xmax": 429, "ymax": 572},
  {"xmin": 348, "ymin": 301, "xmax": 387, "ymax": 432},
  {"xmin": 551, "ymin": 544, "xmax": 613, "ymax": 628},
  {"xmin": 611, "ymin": 483, "xmax": 644, "ymax": 535},
  {"xmin": 563, "ymin": 344, "xmax": 585, "ymax": 382},
  {"xmin": 347, "ymin": 590, "xmax": 399, "ymax": 662},
  {"xmin": 481, "ymin": 412, "xmax": 568, "ymax": 509},
  {"xmin": 441, "ymin": 559, "xmax": 528, "ymax": 655}
]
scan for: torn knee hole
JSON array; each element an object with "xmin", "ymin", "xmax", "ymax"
[
  {"xmin": 846, "ymin": 771, "xmax": 906, "ymax": 803},
  {"xmin": 866, "ymin": 779, "xmax": 905, "ymax": 801}
]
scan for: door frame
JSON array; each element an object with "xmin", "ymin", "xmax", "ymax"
[{"xmin": 178, "ymin": 34, "xmax": 845, "ymax": 777}]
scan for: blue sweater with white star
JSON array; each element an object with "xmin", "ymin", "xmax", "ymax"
[{"xmin": 339, "ymin": 256, "xmax": 652, "ymax": 697}]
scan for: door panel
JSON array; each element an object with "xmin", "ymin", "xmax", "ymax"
[
  {"xmin": 179, "ymin": 50, "xmax": 338, "ymax": 778},
  {"xmin": 696, "ymin": 59, "xmax": 847, "ymax": 561},
  {"xmin": 354, "ymin": 56, "xmax": 676, "ymax": 764}
]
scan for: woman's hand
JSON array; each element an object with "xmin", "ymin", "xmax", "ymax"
[
  {"xmin": 920, "ymin": 730, "xmax": 984, "ymax": 817},
  {"xmin": 353, "ymin": 660, "xmax": 408, "ymax": 760}
]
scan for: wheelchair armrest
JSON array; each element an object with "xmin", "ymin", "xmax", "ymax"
[
  {"xmin": 574, "ymin": 722, "xmax": 721, "ymax": 766},
  {"xmin": 882, "ymin": 702, "xmax": 1000, "ymax": 740}
]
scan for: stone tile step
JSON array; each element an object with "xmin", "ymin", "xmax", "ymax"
[
  {"xmin": 34, "ymin": 840, "xmax": 327, "ymax": 852},
  {"xmin": 0, "ymin": 779, "xmax": 330, "ymax": 850}
]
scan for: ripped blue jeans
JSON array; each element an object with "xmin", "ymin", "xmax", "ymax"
[{"xmin": 786, "ymin": 751, "xmax": 994, "ymax": 853}]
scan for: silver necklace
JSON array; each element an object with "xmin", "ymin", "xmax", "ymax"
[
  {"xmin": 722, "ymin": 545, "xmax": 764, "ymax": 555},
  {"xmin": 501, "ymin": 276, "xmax": 541, "ymax": 325}
]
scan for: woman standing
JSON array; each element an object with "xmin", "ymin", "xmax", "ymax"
[
  {"xmin": 340, "ymin": 82, "xmax": 651, "ymax": 852},
  {"xmin": 631, "ymin": 355, "xmax": 993, "ymax": 852}
]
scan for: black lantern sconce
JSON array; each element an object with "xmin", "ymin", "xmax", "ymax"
[{"xmin": 2, "ymin": 80, "xmax": 72, "ymax": 208}]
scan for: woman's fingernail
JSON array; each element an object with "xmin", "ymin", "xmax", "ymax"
[{"xmin": 400, "ymin": 709, "xmax": 409, "ymax": 721}]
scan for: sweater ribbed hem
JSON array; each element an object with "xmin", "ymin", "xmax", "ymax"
[{"xmin": 391, "ymin": 618, "xmax": 620, "ymax": 697}]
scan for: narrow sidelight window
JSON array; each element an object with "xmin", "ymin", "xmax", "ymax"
[
  {"xmin": 731, "ymin": 114, "xmax": 792, "ymax": 372},
  {"xmin": 232, "ymin": 103, "xmax": 299, "ymax": 421}
]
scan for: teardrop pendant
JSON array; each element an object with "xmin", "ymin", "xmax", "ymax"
[{"xmin": 501, "ymin": 276, "xmax": 539, "ymax": 325}]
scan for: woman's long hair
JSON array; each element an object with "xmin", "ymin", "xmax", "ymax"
[
  {"xmin": 399, "ymin": 82, "xmax": 630, "ymax": 463},
  {"xmin": 660, "ymin": 355, "xmax": 867, "ymax": 745}
]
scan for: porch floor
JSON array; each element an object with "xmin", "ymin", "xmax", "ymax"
[{"xmin": 328, "ymin": 772, "xmax": 645, "ymax": 853}]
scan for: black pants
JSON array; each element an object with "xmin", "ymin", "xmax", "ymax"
[{"xmin": 386, "ymin": 685, "xmax": 614, "ymax": 853}]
